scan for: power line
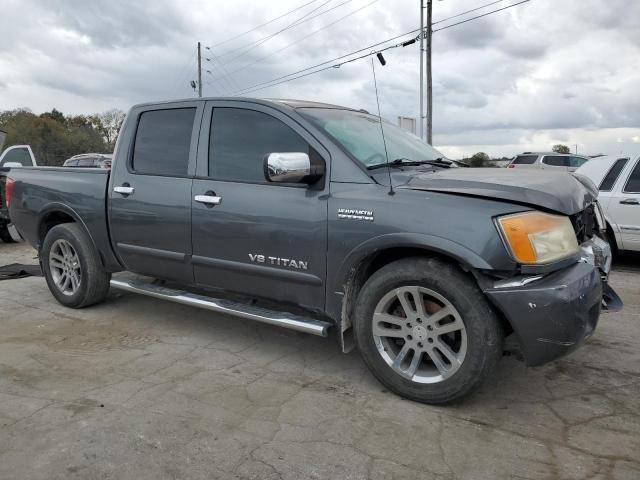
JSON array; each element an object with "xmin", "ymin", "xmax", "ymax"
[
  {"xmin": 205, "ymin": 48, "xmax": 243, "ymax": 93},
  {"xmin": 207, "ymin": 0, "xmax": 353, "ymax": 90},
  {"xmin": 233, "ymin": 36, "xmax": 410, "ymax": 96},
  {"xmin": 212, "ymin": 0, "xmax": 339, "ymax": 60},
  {"xmin": 231, "ymin": 0, "xmax": 532, "ymax": 96},
  {"xmin": 432, "ymin": 0, "xmax": 506, "ymax": 26},
  {"xmin": 206, "ymin": 0, "xmax": 321, "ymax": 50},
  {"xmin": 207, "ymin": 0, "xmax": 378, "ymax": 84},
  {"xmin": 170, "ymin": 48, "xmax": 198, "ymax": 98},
  {"xmin": 433, "ymin": 0, "xmax": 530, "ymax": 33},
  {"xmin": 208, "ymin": 0, "xmax": 508, "ymax": 93}
]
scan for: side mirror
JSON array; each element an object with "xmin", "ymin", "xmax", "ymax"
[
  {"xmin": 2, "ymin": 162, "xmax": 23, "ymax": 168},
  {"xmin": 264, "ymin": 152, "xmax": 324, "ymax": 184}
]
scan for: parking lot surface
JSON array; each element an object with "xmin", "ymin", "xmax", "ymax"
[{"xmin": 0, "ymin": 241, "xmax": 639, "ymax": 480}]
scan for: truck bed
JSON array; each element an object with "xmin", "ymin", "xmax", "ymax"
[{"xmin": 7, "ymin": 167, "xmax": 122, "ymax": 271}]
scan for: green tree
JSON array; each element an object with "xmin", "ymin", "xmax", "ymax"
[
  {"xmin": 90, "ymin": 109, "xmax": 126, "ymax": 150},
  {"xmin": 0, "ymin": 108, "xmax": 109, "ymax": 165},
  {"xmin": 552, "ymin": 144, "xmax": 571, "ymax": 154},
  {"xmin": 468, "ymin": 152, "xmax": 493, "ymax": 168}
]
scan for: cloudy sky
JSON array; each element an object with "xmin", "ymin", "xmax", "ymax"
[{"xmin": 1, "ymin": 0, "xmax": 639, "ymax": 158}]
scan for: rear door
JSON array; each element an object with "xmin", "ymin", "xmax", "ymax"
[
  {"xmin": 109, "ymin": 102, "xmax": 203, "ymax": 283},
  {"xmin": 609, "ymin": 157, "xmax": 640, "ymax": 251},
  {"xmin": 190, "ymin": 101, "xmax": 329, "ymax": 310}
]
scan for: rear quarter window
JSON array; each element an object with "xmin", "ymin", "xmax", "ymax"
[
  {"xmin": 542, "ymin": 156, "xmax": 569, "ymax": 167},
  {"xmin": 511, "ymin": 155, "xmax": 538, "ymax": 165},
  {"xmin": 599, "ymin": 158, "xmax": 628, "ymax": 191}
]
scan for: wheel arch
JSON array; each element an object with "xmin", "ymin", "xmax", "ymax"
[
  {"xmin": 37, "ymin": 204, "xmax": 104, "ymax": 266},
  {"xmin": 331, "ymin": 233, "xmax": 494, "ymax": 353}
]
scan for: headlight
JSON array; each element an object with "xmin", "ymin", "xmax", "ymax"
[{"xmin": 497, "ymin": 211, "xmax": 579, "ymax": 264}]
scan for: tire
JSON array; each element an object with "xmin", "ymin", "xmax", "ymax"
[
  {"xmin": 41, "ymin": 223, "xmax": 111, "ymax": 308},
  {"xmin": 0, "ymin": 225, "xmax": 16, "ymax": 243},
  {"xmin": 354, "ymin": 257, "xmax": 503, "ymax": 404}
]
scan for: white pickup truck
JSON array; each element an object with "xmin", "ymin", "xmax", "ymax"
[
  {"xmin": 0, "ymin": 144, "xmax": 37, "ymax": 168},
  {"xmin": 0, "ymin": 138, "xmax": 36, "ymax": 242},
  {"xmin": 577, "ymin": 155, "xmax": 640, "ymax": 252}
]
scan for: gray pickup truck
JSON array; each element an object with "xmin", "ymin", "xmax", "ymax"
[{"xmin": 6, "ymin": 98, "xmax": 621, "ymax": 403}]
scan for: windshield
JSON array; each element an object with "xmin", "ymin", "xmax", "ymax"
[{"xmin": 298, "ymin": 108, "xmax": 447, "ymax": 168}]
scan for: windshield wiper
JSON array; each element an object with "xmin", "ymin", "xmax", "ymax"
[{"xmin": 367, "ymin": 157, "xmax": 452, "ymax": 170}]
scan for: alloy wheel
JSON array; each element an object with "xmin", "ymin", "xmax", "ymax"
[
  {"xmin": 49, "ymin": 239, "xmax": 82, "ymax": 296},
  {"xmin": 372, "ymin": 286, "xmax": 467, "ymax": 383}
]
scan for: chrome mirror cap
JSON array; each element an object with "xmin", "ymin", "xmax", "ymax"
[{"xmin": 265, "ymin": 152, "xmax": 318, "ymax": 184}]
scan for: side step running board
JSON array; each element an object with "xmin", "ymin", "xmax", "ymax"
[{"xmin": 109, "ymin": 274, "xmax": 332, "ymax": 337}]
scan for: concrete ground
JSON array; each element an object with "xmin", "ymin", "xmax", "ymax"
[{"xmin": 0, "ymin": 241, "xmax": 639, "ymax": 480}]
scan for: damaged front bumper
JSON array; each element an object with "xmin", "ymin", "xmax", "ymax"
[{"xmin": 484, "ymin": 236, "xmax": 623, "ymax": 366}]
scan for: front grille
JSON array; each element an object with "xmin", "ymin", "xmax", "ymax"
[{"xmin": 571, "ymin": 204, "xmax": 597, "ymax": 244}]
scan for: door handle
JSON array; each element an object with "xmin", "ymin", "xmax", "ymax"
[
  {"xmin": 114, "ymin": 185, "xmax": 135, "ymax": 195},
  {"xmin": 620, "ymin": 198, "xmax": 640, "ymax": 205},
  {"xmin": 194, "ymin": 194, "xmax": 222, "ymax": 206}
]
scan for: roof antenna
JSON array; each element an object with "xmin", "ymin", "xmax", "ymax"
[{"xmin": 371, "ymin": 55, "xmax": 394, "ymax": 195}]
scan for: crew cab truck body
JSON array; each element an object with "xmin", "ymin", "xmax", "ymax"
[{"xmin": 6, "ymin": 98, "xmax": 622, "ymax": 404}]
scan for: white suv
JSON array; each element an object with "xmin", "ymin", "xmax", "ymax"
[
  {"xmin": 576, "ymin": 155, "xmax": 640, "ymax": 253},
  {"xmin": 508, "ymin": 152, "xmax": 590, "ymax": 172}
]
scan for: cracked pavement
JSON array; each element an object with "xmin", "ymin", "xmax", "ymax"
[{"xmin": 0, "ymin": 242, "xmax": 639, "ymax": 479}]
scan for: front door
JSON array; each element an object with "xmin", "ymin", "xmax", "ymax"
[
  {"xmin": 610, "ymin": 157, "xmax": 640, "ymax": 250},
  {"xmin": 109, "ymin": 102, "xmax": 203, "ymax": 283},
  {"xmin": 191, "ymin": 102, "xmax": 329, "ymax": 310}
]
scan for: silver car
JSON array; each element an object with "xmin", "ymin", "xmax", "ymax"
[{"xmin": 508, "ymin": 152, "xmax": 590, "ymax": 172}]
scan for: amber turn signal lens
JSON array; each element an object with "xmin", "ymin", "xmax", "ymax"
[{"xmin": 497, "ymin": 212, "xmax": 579, "ymax": 265}]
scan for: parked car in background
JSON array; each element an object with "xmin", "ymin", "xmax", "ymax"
[
  {"xmin": 576, "ymin": 155, "xmax": 640, "ymax": 252},
  {"xmin": 63, "ymin": 153, "xmax": 112, "ymax": 169},
  {"xmin": 508, "ymin": 152, "xmax": 590, "ymax": 172},
  {"xmin": 0, "ymin": 145, "xmax": 37, "ymax": 167},
  {"xmin": 0, "ymin": 145, "xmax": 36, "ymax": 242}
]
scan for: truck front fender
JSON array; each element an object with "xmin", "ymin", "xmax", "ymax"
[{"xmin": 333, "ymin": 232, "xmax": 493, "ymax": 293}]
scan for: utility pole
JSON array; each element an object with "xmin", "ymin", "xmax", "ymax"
[
  {"xmin": 419, "ymin": 0, "xmax": 425, "ymax": 140},
  {"xmin": 197, "ymin": 41, "xmax": 203, "ymax": 98},
  {"xmin": 426, "ymin": 0, "xmax": 433, "ymax": 145}
]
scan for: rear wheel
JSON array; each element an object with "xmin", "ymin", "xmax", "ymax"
[
  {"xmin": 354, "ymin": 257, "xmax": 503, "ymax": 404},
  {"xmin": 41, "ymin": 223, "xmax": 111, "ymax": 308}
]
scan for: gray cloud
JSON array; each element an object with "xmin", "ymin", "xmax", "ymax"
[{"xmin": 0, "ymin": 0, "xmax": 639, "ymax": 158}]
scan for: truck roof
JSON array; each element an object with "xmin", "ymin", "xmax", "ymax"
[{"xmin": 130, "ymin": 97, "xmax": 363, "ymax": 112}]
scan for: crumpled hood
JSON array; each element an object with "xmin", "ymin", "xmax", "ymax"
[{"xmin": 399, "ymin": 168, "xmax": 597, "ymax": 215}]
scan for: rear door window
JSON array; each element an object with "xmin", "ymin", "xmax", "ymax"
[
  {"xmin": 132, "ymin": 108, "xmax": 196, "ymax": 176},
  {"xmin": 511, "ymin": 155, "xmax": 537, "ymax": 165},
  {"xmin": 623, "ymin": 159, "xmax": 640, "ymax": 193},
  {"xmin": 542, "ymin": 156, "xmax": 569, "ymax": 167},
  {"xmin": 600, "ymin": 158, "xmax": 629, "ymax": 191}
]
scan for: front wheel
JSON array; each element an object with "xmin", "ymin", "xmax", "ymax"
[
  {"xmin": 41, "ymin": 223, "xmax": 111, "ymax": 308},
  {"xmin": 354, "ymin": 257, "xmax": 503, "ymax": 404}
]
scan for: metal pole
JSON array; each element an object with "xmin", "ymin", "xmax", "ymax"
[
  {"xmin": 197, "ymin": 41, "xmax": 203, "ymax": 98},
  {"xmin": 426, "ymin": 0, "xmax": 433, "ymax": 144},
  {"xmin": 419, "ymin": 0, "xmax": 425, "ymax": 140}
]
